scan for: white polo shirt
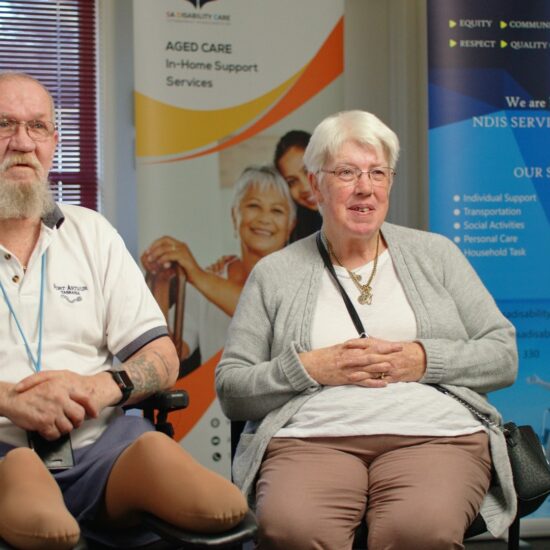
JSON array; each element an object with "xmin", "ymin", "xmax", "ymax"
[{"xmin": 0, "ymin": 204, "xmax": 168, "ymax": 449}]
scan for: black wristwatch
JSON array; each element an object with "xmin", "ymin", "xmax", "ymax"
[{"xmin": 106, "ymin": 369, "xmax": 134, "ymax": 406}]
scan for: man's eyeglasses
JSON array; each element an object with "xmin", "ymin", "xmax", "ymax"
[
  {"xmin": 0, "ymin": 118, "xmax": 56, "ymax": 141},
  {"xmin": 320, "ymin": 166, "xmax": 396, "ymax": 188}
]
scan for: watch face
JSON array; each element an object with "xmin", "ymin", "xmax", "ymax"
[
  {"xmin": 109, "ymin": 370, "xmax": 134, "ymax": 405},
  {"xmin": 117, "ymin": 370, "xmax": 134, "ymax": 391}
]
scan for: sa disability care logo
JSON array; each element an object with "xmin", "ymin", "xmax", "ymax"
[
  {"xmin": 168, "ymin": 0, "xmax": 230, "ymax": 23},
  {"xmin": 184, "ymin": 0, "xmax": 217, "ymax": 8}
]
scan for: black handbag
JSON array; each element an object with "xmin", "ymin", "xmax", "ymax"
[
  {"xmin": 433, "ymin": 385, "xmax": 550, "ymax": 503},
  {"xmin": 504, "ymin": 421, "xmax": 550, "ymax": 502},
  {"xmin": 316, "ymin": 232, "xmax": 550, "ymax": 504}
]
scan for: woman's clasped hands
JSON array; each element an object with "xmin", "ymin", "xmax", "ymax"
[{"xmin": 299, "ymin": 337, "xmax": 426, "ymax": 388}]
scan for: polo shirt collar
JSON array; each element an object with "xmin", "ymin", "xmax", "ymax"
[{"xmin": 42, "ymin": 203, "xmax": 65, "ymax": 229}]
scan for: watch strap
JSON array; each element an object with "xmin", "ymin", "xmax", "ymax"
[{"xmin": 106, "ymin": 369, "xmax": 134, "ymax": 406}]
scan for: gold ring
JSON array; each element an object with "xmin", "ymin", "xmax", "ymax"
[{"xmin": 379, "ymin": 373, "xmax": 385, "ymax": 380}]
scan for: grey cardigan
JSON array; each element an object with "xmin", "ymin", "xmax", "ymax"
[{"xmin": 216, "ymin": 222, "xmax": 518, "ymax": 536}]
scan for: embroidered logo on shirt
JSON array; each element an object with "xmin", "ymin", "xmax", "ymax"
[{"xmin": 53, "ymin": 283, "xmax": 88, "ymax": 303}]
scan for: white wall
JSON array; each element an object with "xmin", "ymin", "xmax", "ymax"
[
  {"xmin": 345, "ymin": 0, "xmax": 428, "ymax": 229},
  {"xmin": 98, "ymin": 0, "xmax": 139, "ymax": 255}
]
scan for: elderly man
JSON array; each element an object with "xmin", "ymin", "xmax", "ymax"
[{"xmin": 0, "ymin": 72, "xmax": 247, "ymax": 550}]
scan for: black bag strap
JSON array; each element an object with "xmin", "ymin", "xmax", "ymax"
[
  {"xmin": 316, "ymin": 232, "xmax": 367, "ymax": 338},
  {"xmin": 431, "ymin": 385, "xmax": 503, "ymax": 432}
]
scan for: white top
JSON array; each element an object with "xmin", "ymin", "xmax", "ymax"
[
  {"xmin": 0, "ymin": 204, "xmax": 167, "ymax": 449},
  {"xmin": 276, "ymin": 250, "xmax": 484, "ymax": 438}
]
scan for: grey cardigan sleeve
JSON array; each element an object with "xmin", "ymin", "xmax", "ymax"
[
  {"xmin": 392, "ymin": 229, "xmax": 518, "ymax": 393},
  {"xmin": 216, "ymin": 263, "xmax": 318, "ymax": 421}
]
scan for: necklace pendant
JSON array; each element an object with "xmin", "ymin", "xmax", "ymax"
[{"xmin": 357, "ymin": 287, "xmax": 373, "ymax": 305}]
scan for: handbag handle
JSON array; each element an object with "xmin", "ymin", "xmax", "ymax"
[{"xmin": 431, "ymin": 385, "xmax": 504, "ymax": 434}]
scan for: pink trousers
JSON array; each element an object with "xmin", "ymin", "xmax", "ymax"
[{"xmin": 255, "ymin": 432, "xmax": 491, "ymax": 550}]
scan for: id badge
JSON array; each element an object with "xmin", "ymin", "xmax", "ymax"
[{"xmin": 27, "ymin": 431, "xmax": 75, "ymax": 471}]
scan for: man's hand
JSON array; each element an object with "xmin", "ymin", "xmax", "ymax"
[
  {"xmin": 0, "ymin": 337, "xmax": 178, "ymax": 440},
  {"xmin": 1, "ymin": 370, "xmax": 108, "ymax": 440}
]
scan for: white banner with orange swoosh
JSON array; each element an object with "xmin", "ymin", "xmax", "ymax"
[{"xmin": 134, "ymin": 0, "xmax": 344, "ymax": 477}]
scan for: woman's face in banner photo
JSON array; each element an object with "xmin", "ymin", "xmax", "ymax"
[
  {"xmin": 236, "ymin": 183, "xmax": 293, "ymax": 258},
  {"xmin": 277, "ymin": 146, "xmax": 318, "ymax": 212}
]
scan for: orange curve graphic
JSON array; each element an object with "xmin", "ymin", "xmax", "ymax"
[
  {"xmin": 170, "ymin": 349, "xmax": 223, "ymax": 441},
  {"xmin": 141, "ymin": 16, "xmax": 343, "ymax": 164},
  {"xmin": 135, "ymin": 74, "xmax": 301, "ymax": 157}
]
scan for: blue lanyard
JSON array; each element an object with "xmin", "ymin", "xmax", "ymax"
[{"xmin": 0, "ymin": 253, "xmax": 46, "ymax": 372}]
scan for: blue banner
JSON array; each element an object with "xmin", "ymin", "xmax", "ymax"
[{"xmin": 428, "ymin": 0, "xmax": 550, "ymax": 519}]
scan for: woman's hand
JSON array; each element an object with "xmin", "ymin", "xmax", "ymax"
[
  {"xmin": 206, "ymin": 255, "xmax": 238, "ymax": 275},
  {"xmin": 349, "ymin": 338, "xmax": 426, "ymax": 384},
  {"xmin": 142, "ymin": 237, "xmax": 245, "ymax": 317},
  {"xmin": 141, "ymin": 236, "xmax": 202, "ymax": 285},
  {"xmin": 299, "ymin": 338, "xmax": 402, "ymax": 388},
  {"xmin": 299, "ymin": 337, "xmax": 426, "ymax": 388}
]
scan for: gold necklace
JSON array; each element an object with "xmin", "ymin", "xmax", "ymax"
[{"xmin": 326, "ymin": 232, "xmax": 380, "ymax": 305}]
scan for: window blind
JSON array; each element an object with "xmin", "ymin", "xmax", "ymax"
[{"xmin": 0, "ymin": 0, "xmax": 98, "ymax": 210}]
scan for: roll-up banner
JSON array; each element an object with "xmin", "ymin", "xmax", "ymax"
[
  {"xmin": 133, "ymin": 0, "xmax": 344, "ymax": 477},
  {"xmin": 428, "ymin": 0, "xmax": 550, "ymax": 520}
]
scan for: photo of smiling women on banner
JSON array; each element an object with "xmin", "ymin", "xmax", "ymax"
[
  {"xmin": 140, "ymin": 165, "xmax": 295, "ymax": 475},
  {"xmin": 274, "ymin": 130, "xmax": 322, "ymax": 242},
  {"xmin": 141, "ymin": 165, "xmax": 296, "ymax": 368},
  {"xmin": 210, "ymin": 130, "xmax": 321, "ymax": 272}
]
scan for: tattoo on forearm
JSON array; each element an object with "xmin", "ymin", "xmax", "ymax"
[
  {"xmin": 153, "ymin": 350, "xmax": 172, "ymax": 381},
  {"xmin": 127, "ymin": 351, "xmax": 171, "ymax": 394}
]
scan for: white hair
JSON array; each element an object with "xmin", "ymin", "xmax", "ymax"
[
  {"xmin": 0, "ymin": 71, "xmax": 56, "ymax": 120},
  {"xmin": 303, "ymin": 110, "xmax": 399, "ymax": 175},
  {"xmin": 231, "ymin": 165, "xmax": 296, "ymax": 228}
]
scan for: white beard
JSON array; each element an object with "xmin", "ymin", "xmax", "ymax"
[{"xmin": 0, "ymin": 154, "xmax": 55, "ymax": 219}]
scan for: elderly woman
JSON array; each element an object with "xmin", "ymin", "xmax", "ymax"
[
  {"xmin": 142, "ymin": 165, "xmax": 296, "ymax": 365},
  {"xmin": 216, "ymin": 111, "xmax": 518, "ymax": 549}
]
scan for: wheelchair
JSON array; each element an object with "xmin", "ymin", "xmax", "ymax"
[
  {"xmin": 0, "ymin": 391, "xmax": 257, "ymax": 550},
  {"xmin": 122, "ymin": 392, "xmax": 257, "ymax": 550}
]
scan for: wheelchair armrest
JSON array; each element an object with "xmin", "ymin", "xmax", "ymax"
[
  {"xmin": 127, "ymin": 390, "xmax": 189, "ymax": 413},
  {"xmin": 142, "ymin": 509, "xmax": 258, "ymax": 548},
  {"xmin": 124, "ymin": 390, "xmax": 189, "ymax": 437}
]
